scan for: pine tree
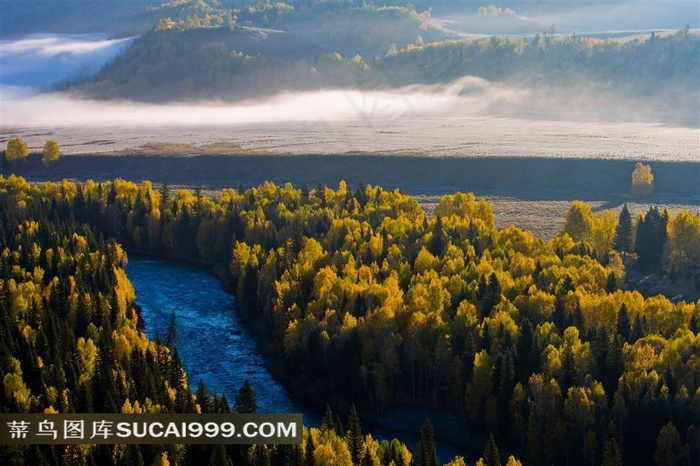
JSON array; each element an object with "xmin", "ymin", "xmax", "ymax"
[
  {"xmin": 321, "ymin": 404, "xmax": 336, "ymax": 433},
  {"xmin": 635, "ymin": 207, "xmax": 668, "ymax": 269},
  {"xmin": 209, "ymin": 445, "xmax": 230, "ymax": 466},
  {"xmin": 347, "ymin": 404, "xmax": 365, "ymax": 465},
  {"xmin": 561, "ymin": 343, "xmax": 577, "ymax": 394},
  {"xmin": 335, "ymin": 413, "xmax": 345, "ymax": 437},
  {"xmin": 617, "ymin": 303, "xmax": 631, "ymax": 342},
  {"xmin": 235, "ymin": 379, "xmax": 257, "ymax": 413},
  {"xmin": 165, "ymin": 310, "xmax": 177, "ymax": 348},
  {"xmin": 602, "ymin": 438, "xmax": 623, "ymax": 466},
  {"xmin": 305, "ymin": 429, "xmax": 315, "ymax": 466},
  {"xmin": 418, "ymin": 418, "xmax": 438, "ymax": 466},
  {"xmin": 483, "ymin": 433, "xmax": 501, "ymax": 466},
  {"xmin": 361, "ymin": 445, "xmax": 374, "ymax": 466},
  {"xmin": 196, "ymin": 380, "xmax": 209, "ymax": 413},
  {"xmin": 614, "ymin": 204, "xmax": 633, "ymax": 253},
  {"xmin": 429, "ymin": 216, "xmax": 445, "ymax": 256},
  {"xmin": 605, "ymin": 272, "xmax": 618, "ymax": 293}
]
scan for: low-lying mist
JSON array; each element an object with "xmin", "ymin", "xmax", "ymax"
[
  {"xmin": 2, "ymin": 75, "xmax": 695, "ymax": 130},
  {"xmin": 1, "ymin": 77, "xmax": 530, "ymax": 127}
]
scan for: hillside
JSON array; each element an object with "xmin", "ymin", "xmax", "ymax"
[{"xmin": 77, "ymin": 25, "xmax": 699, "ymax": 106}]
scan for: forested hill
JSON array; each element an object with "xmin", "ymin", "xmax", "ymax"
[
  {"xmin": 78, "ymin": 25, "xmax": 699, "ymax": 105},
  {"xmin": 5, "ymin": 0, "xmax": 697, "ymax": 104}
]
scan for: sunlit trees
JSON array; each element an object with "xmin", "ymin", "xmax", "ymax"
[
  {"xmin": 42, "ymin": 139, "xmax": 60, "ymax": 167},
  {"xmin": 632, "ymin": 162, "xmax": 654, "ymax": 196},
  {"xmin": 664, "ymin": 210, "xmax": 700, "ymax": 274},
  {"xmin": 4, "ymin": 137, "xmax": 29, "ymax": 166},
  {"xmin": 2, "ymin": 176, "xmax": 698, "ymax": 466},
  {"xmin": 564, "ymin": 201, "xmax": 596, "ymax": 244},
  {"xmin": 562, "ymin": 201, "xmax": 621, "ymax": 255}
]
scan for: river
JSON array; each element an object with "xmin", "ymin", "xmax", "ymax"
[{"xmin": 127, "ymin": 255, "xmax": 469, "ymax": 463}]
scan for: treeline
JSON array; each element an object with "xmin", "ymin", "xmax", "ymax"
[
  {"xmin": 0, "ymin": 175, "xmax": 472, "ymax": 466},
  {"xmin": 80, "ymin": 25, "xmax": 699, "ymax": 104},
  {"xmin": 2, "ymin": 176, "xmax": 697, "ymax": 465},
  {"xmin": 562, "ymin": 201, "xmax": 700, "ymax": 290}
]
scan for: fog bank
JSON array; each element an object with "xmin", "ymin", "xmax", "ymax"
[
  {"xmin": 0, "ymin": 34, "xmax": 133, "ymax": 88},
  {"xmin": 1, "ymin": 76, "xmax": 532, "ymax": 128}
]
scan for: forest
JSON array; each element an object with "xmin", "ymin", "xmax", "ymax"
[
  {"xmin": 79, "ymin": 25, "xmax": 700, "ymax": 104},
  {"xmin": 1, "ymin": 174, "xmax": 698, "ymax": 465},
  {"xmin": 68, "ymin": 0, "xmax": 699, "ymax": 103},
  {"xmin": 0, "ymin": 0, "xmax": 602, "ymax": 38},
  {"xmin": 0, "ymin": 175, "xmax": 522, "ymax": 466}
]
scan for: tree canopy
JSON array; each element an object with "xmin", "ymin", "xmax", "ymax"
[
  {"xmin": 4, "ymin": 137, "xmax": 29, "ymax": 166},
  {"xmin": 632, "ymin": 162, "xmax": 654, "ymax": 196},
  {"xmin": 0, "ymin": 175, "xmax": 697, "ymax": 466},
  {"xmin": 41, "ymin": 140, "xmax": 60, "ymax": 167}
]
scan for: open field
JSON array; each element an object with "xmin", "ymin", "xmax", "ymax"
[
  {"xmin": 2, "ymin": 114, "xmax": 697, "ymax": 239},
  {"xmin": 3, "ymin": 117, "xmax": 698, "ymax": 160}
]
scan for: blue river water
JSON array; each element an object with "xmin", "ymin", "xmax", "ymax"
[
  {"xmin": 127, "ymin": 255, "xmax": 468, "ymax": 463},
  {"xmin": 126, "ymin": 256, "xmax": 309, "ymax": 417}
]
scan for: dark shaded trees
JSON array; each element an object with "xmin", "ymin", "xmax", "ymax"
[
  {"xmin": 614, "ymin": 204, "xmax": 633, "ymax": 253},
  {"xmin": 235, "ymin": 379, "xmax": 258, "ymax": 414}
]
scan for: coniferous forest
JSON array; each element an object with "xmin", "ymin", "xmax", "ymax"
[{"xmin": 0, "ymin": 175, "xmax": 698, "ymax": 465}]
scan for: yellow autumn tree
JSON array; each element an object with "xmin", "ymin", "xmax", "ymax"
[
  {"xmin": 5, "ymin": 137, "xmax": 29, "ymax": 166},
  {"xmin": 631, "ymin": 162, "xmax": 654, "ymax": 196},
  {"xmin": 42, "ymin": 140, "xmax": 60, "ymax": 167},
  {"xmin": 664, "ymin": 210, "xmax": 700, "ymax": 273}
]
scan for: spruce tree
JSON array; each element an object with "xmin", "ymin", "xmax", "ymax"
[
  {"xmin": 602, "ymin": 438, "xmax": 623, "ymax": 466},
  {"xmin": 165, "ymin": 310, "xmax": 177, "ymax": 348},
  {"xmin": 305, "ymin": 429, "xmax": 315, "ymax": 466},
  {"xmin": 418, "ymin": 418, "xmax": 438, "ymax": 466},
  {"xmin": 614, "ymin": 204, "xmax": 633, "ymax": 253},
  {"xmin": 605, "ymin": 272, "xmax": 618, "ymax": 293},
  {"xmin": 617, "ymin": 303, "xmax": 631, "ymax": 342},
  {"xmin": 347, "ymin": 404, "xmax": 365, "ymax": 465},
  {"xmin": 321, "ymin": 404, "xmax": 336, "ymax": 433},
  {"xmin": 635, "ymin": 207, "xmax": 668, "ymax": 269},
  {"xmin": 235, "ymin": 379, "xmax": 257, "ymax": 413},
  {"xmin": 483, "ymin": 433, "xmax": 501, "ymax": 466}
]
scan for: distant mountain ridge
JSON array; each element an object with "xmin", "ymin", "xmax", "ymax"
[{"xmin": 3, "ymin": 0, "xmax": 698, "ymax": 111}]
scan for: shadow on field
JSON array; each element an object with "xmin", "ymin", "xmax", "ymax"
[{"xmin": 3, "ymin": 154, "xmax": 699, "ymax": 203}]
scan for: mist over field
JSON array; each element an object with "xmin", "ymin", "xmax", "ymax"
[{"xmin": 2, "ymin": 77, "xmax": 529, "ymax": 127}]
